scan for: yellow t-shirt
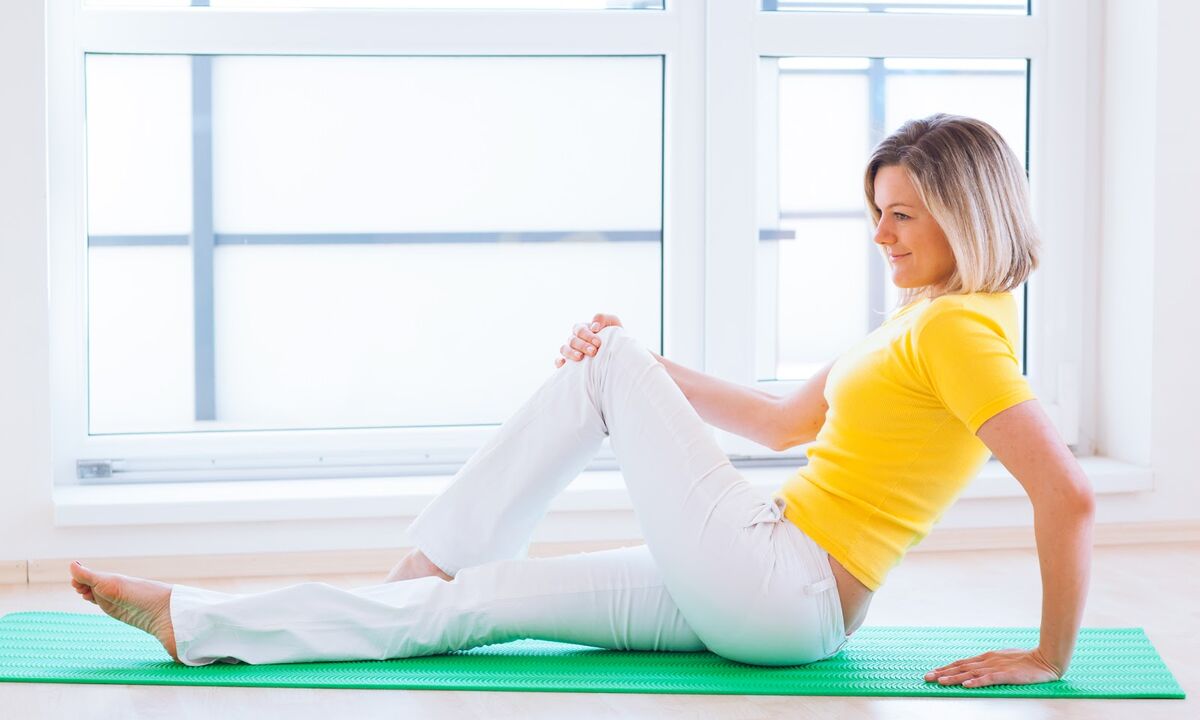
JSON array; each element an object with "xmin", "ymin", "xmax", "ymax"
[{"xmin": 774, "ymin": 291, "xmax": 1036, "ymax": 591}]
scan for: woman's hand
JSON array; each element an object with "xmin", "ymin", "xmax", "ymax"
[
  {"xmin": 555, "ymin": 313, "xmax": 623, "ymax": 369},
  {"xmin": 924, "ymin": 647, "xmax": 1063, "ymax": 688}
]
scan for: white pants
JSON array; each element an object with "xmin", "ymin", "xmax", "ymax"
[{"xmin": 169, "ymin": 326, "xmax": 848, "ymax": 667}]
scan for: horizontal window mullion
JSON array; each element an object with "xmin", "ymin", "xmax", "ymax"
[
  {"xmin": 755, "ymin": 12, "xmax": 1044, "ymax": 57},
  {"xmin": 86, "ymin": 230, "xmax": 799, "ymax": 247},
  {"xmin": 77, "ymin": 8, "xmax": 681, "ymax": 54},
  {"xmin": 75, "ymin": 424, "xmax": 618, "ymax": 461}
]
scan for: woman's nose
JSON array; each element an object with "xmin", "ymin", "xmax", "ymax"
[{"xmin": 873, "ymin": 218, "xmax": 893, "ymax": 246}]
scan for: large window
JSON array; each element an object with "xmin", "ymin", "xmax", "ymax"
[
  {"xmin": 49, "ymin": 0, "xmax": 1089, "ymax": 485},
  {"xmin": 85, "ymin": 54, "xmax": 664, "ymax": 435}
]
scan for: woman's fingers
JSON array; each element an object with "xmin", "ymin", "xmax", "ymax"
[
  {"xmin": 925, "ymin": 654, "xmax": 991, "ymax": 681},
  {"xmin": 924, "ymin": 649, "xmax": 1058, "ymax": 688},
  {"xmin": 571, "ymin": 337, "xmax": 598, "ymax": 356},
  {"xmin": 591, "ymin": 312, "xmax": 623, "ymax": 329},
  {"xmin": 936, "ymin": 669, "xmax": 985, "ymax": 685},
  {"xmin": 558, "ymin": 315, "xmax": 621, "ymax": 367},
  {"xmin": 963, "ymin": 672, "xmax": 1009, "ymax": 688},
  {"xmin": 573, "ymin": 323, "xmax": 604, "ymax": 349}
]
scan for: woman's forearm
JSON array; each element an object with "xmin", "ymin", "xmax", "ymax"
[
  {"xmin": 1033, "ymin": 499, "xmax": 1095, "ymax": 675},
  {"xmin": 647, "ymin": 350, "xmax": 783, "ymax": 451}
]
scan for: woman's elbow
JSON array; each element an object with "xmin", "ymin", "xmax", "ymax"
[{"xmin": 1032, "ymin": 478, "xmax": 1095, "ymax": 520}]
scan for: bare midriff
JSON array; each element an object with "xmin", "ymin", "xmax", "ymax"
[{"xmin": 826, "ymin": 555, "xmax": 873, "ymax": 637}]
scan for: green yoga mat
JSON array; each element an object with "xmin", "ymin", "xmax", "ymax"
[{"xmin": 0, "ymin": 612, "xmax": 1184, "ymax": 698}]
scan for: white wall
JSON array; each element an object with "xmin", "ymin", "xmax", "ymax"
[
  {"xmin": 1, "ymin": 0, "xmax": 1197, "ymax": 568},
  {"xmin": 1, "ymin": 0, "xmax": 53, "ymax": 563},
  {"xmin": 1145, "ymin": 0, "xmax": 1200, "ymax": 521},
  {"xmin": 1090, "ymin": 0, "xmax": 1200, "ymax": 526}
]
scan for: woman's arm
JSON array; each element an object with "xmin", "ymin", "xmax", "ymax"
[
  {"xmin": 926, "ymin": 398, "xmax": 1095, "ymax": 688},
  {"xmin": 647, "ymin": 350, "xmax": 787, "ymax": 451}
]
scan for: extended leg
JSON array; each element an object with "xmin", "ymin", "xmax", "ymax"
[{"xmin": 169, "ymin": 544, "xmax": 705, "ymax": 666}]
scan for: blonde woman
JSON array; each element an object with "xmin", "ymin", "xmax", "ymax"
[{"xmin": 70, "ymin": 114, "xmax": 1093, "ymax": 688}]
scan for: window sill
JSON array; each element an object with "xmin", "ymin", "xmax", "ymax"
[{"xmin": 52, "ymin": 456, "xmax": 1152, "ymax": 528}]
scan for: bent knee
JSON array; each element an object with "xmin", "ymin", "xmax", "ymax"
[{"xmin": 594, "ymin": 325, "xmax": 645, "ymax": 359}]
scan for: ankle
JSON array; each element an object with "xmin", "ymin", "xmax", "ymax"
[{"xmin": 413, "ymin": 550, "xmax": 453, "ymax": 580}]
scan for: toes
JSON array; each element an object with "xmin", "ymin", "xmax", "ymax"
[{"xmin": 69, "ymin": 560, "xmax": 95, "ymax": 584}]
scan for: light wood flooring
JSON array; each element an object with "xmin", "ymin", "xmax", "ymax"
[{"xmin": 1, "ymin": 542, "xmax": 1195, "ymax": 719}]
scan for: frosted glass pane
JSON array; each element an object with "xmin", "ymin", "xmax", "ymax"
[
  {"xmin": 777, "ymin": 71, "xmax": 869, "ymax": 211},
  {"xmin": 771, "ymin": 219, "xmax": 871, "ymax": 377},
  {"xmin": 211, "ymin": 56, "xmax": 661, "ymax": 234},
  {"xmin": 886, "ymin": 70, "xmax": 1027, "ymax": 165},
  {"xmin": 84, "ymin": 54, "xmax": 662, "ymax": 434},
  {"xmin": 85, "ymin": 55, "xmax": 193, "ymax": 236},
  {"xmin": 210, "ymin": 242, "xmax": 661, "ymax": 431},
  {"xmin": 767, "ymin": 0, "xmax": 1027, "ymax": 14},
  {"xmin": 88, "ymin": 247, "xmax": 195, "ymax": 433}
]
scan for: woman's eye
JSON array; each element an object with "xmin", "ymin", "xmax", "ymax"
[{"xmin": 893, "ymin": 213, "xmax": 910, "ymax": 221}]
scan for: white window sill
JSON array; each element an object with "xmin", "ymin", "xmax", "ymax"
[{"xmin": 52, "ymin": 456, "xmax": 1152, "ymax": 528}]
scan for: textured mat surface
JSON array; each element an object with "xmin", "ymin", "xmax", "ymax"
[{"xmin": 0, "ymin": 612, "xmax": 1184, "ymax": 698}]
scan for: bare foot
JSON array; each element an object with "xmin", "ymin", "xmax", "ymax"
[
  {"xmin": 69, "ymin": 561, "xmax": 180, "ymax": 662},
  {"xmin": 384, "ymin": 549, "xmax": 453, "ymax": 583}
]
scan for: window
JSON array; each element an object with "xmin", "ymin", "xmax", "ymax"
[
  {"xmin": 49, "ymin": 0, "xmax": 1089, "ymax": 485},
  {"xmin": 757, "ymin": 57, "xmax": 1029, "ymax": 380},
  {"xmin": 707, "ymin": 0, "xmax": 1088, "ymax": 458},
  {"xmin": 84, "ymin": 53, "xmax": 663, "ymax": 435}
]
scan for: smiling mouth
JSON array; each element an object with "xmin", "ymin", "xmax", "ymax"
[{"xmin": 890, "ymin": 253, "xmax": 911, "ymax": 260}]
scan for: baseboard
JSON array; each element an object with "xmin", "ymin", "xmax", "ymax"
[
  {"xmin": 0, "ymin": 560, "xmax": 27, "ymax": 585},
  {"xmin": 23, "ymin": 540, "xmax": 644, "ymax": 585},
  {"xmin": 913, "ymin": 519, "xmax": 1200, "ymax": 552},
  {"xmin": 16, "ymin": 521, "xmax": 1200, "ymax": 585}
]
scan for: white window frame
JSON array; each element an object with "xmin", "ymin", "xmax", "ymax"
[
  {"xmin": 46, "ymin": 0, "xmax": 706, "ymax": 486},
  {"xmin": 47, "ymin": 0, "xmax": 1089, "ymax": 490},
  {"xmin": 707, "ymin": 0, "xmax": 1089, "ymax": 459}
]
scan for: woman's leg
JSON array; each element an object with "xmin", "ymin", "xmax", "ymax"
[
  {"xmin": 170, "ymin": 544, "xmax": 706, "ymax": 666},
  {"xmin": 400, "ymin": 325, "xmax": 845, "ymax": 664},
  {"xmin": 149, "ymin": 326, "xmax": 844, "ymax": 665}
]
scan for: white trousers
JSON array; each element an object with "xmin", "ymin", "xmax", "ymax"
[{"xmin": 169, "ymin": 326, "xmax": 848, "ymax": 667}]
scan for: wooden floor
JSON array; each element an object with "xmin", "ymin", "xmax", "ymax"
[{"xmin": 1, "ymin": 542, "xmax": 1194, "ymax": 719}]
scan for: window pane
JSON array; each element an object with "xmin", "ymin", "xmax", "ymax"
[
  {"xmin": 85, "ymin": 54, "xmax": 663, "ymax": 434},
  {"xmin": 763, "ymin": 0, "xmax": 1027, "ymax": 14},
  {"xmin": 88, "ymin": 246, "xmax": 197, "ymax": 431},
  {"xmin": 773, "ymin": 219, "xmax": 871, "ymax": 376},
  {"xmin": 758, "ymin": 56, "xmax": 1028, "ymax": 382},
  {"xmin": 778, "ymin": 67, "xmax": 869, "ymax": 211},
  {"xmin": 85, "ymin": 55, "xmax": 193, "ymax": 236},
  {"xmin": 85, "ymin": 0, "xmax": 664, "ymax": 9}
]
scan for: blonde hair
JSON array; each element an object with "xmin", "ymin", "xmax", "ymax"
[{"xmin": 864, "ymin": 113, "xmax": 1040, "ymax": 309}]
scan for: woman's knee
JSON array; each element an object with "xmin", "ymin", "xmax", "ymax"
[
  {"xmin": 593, "ymin": 325, "xmax": 646, "ymax": 365},
  {"xmin": 595, "ymin": 324, "xmax": 626, "ymax": 346}
]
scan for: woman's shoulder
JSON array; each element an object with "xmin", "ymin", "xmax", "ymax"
[
  {"xmin": 920, "ymin": 291, "xmax": 1015, "ymax": 321},
  {"xmin": 911, "ymin": 291, "xmax": 1019, "ymax": 341}
]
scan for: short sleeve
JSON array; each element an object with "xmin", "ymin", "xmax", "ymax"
[{"xmin": 913, "ymin": 305, "xmax": 1037, "ymax": 434}]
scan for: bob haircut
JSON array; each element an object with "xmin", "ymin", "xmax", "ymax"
[{"xmin": 864, "ymin": 113, "xmax": 1041, "ymax": 308}]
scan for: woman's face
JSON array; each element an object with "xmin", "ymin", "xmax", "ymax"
[{"xmin": 872, "ymin": 164, "xmax": 957, "ymax": 298}]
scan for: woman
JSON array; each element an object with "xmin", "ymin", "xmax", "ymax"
[{"xmin": 70, "ymin": 114, "xmax": 1094, "ymax": 688}]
